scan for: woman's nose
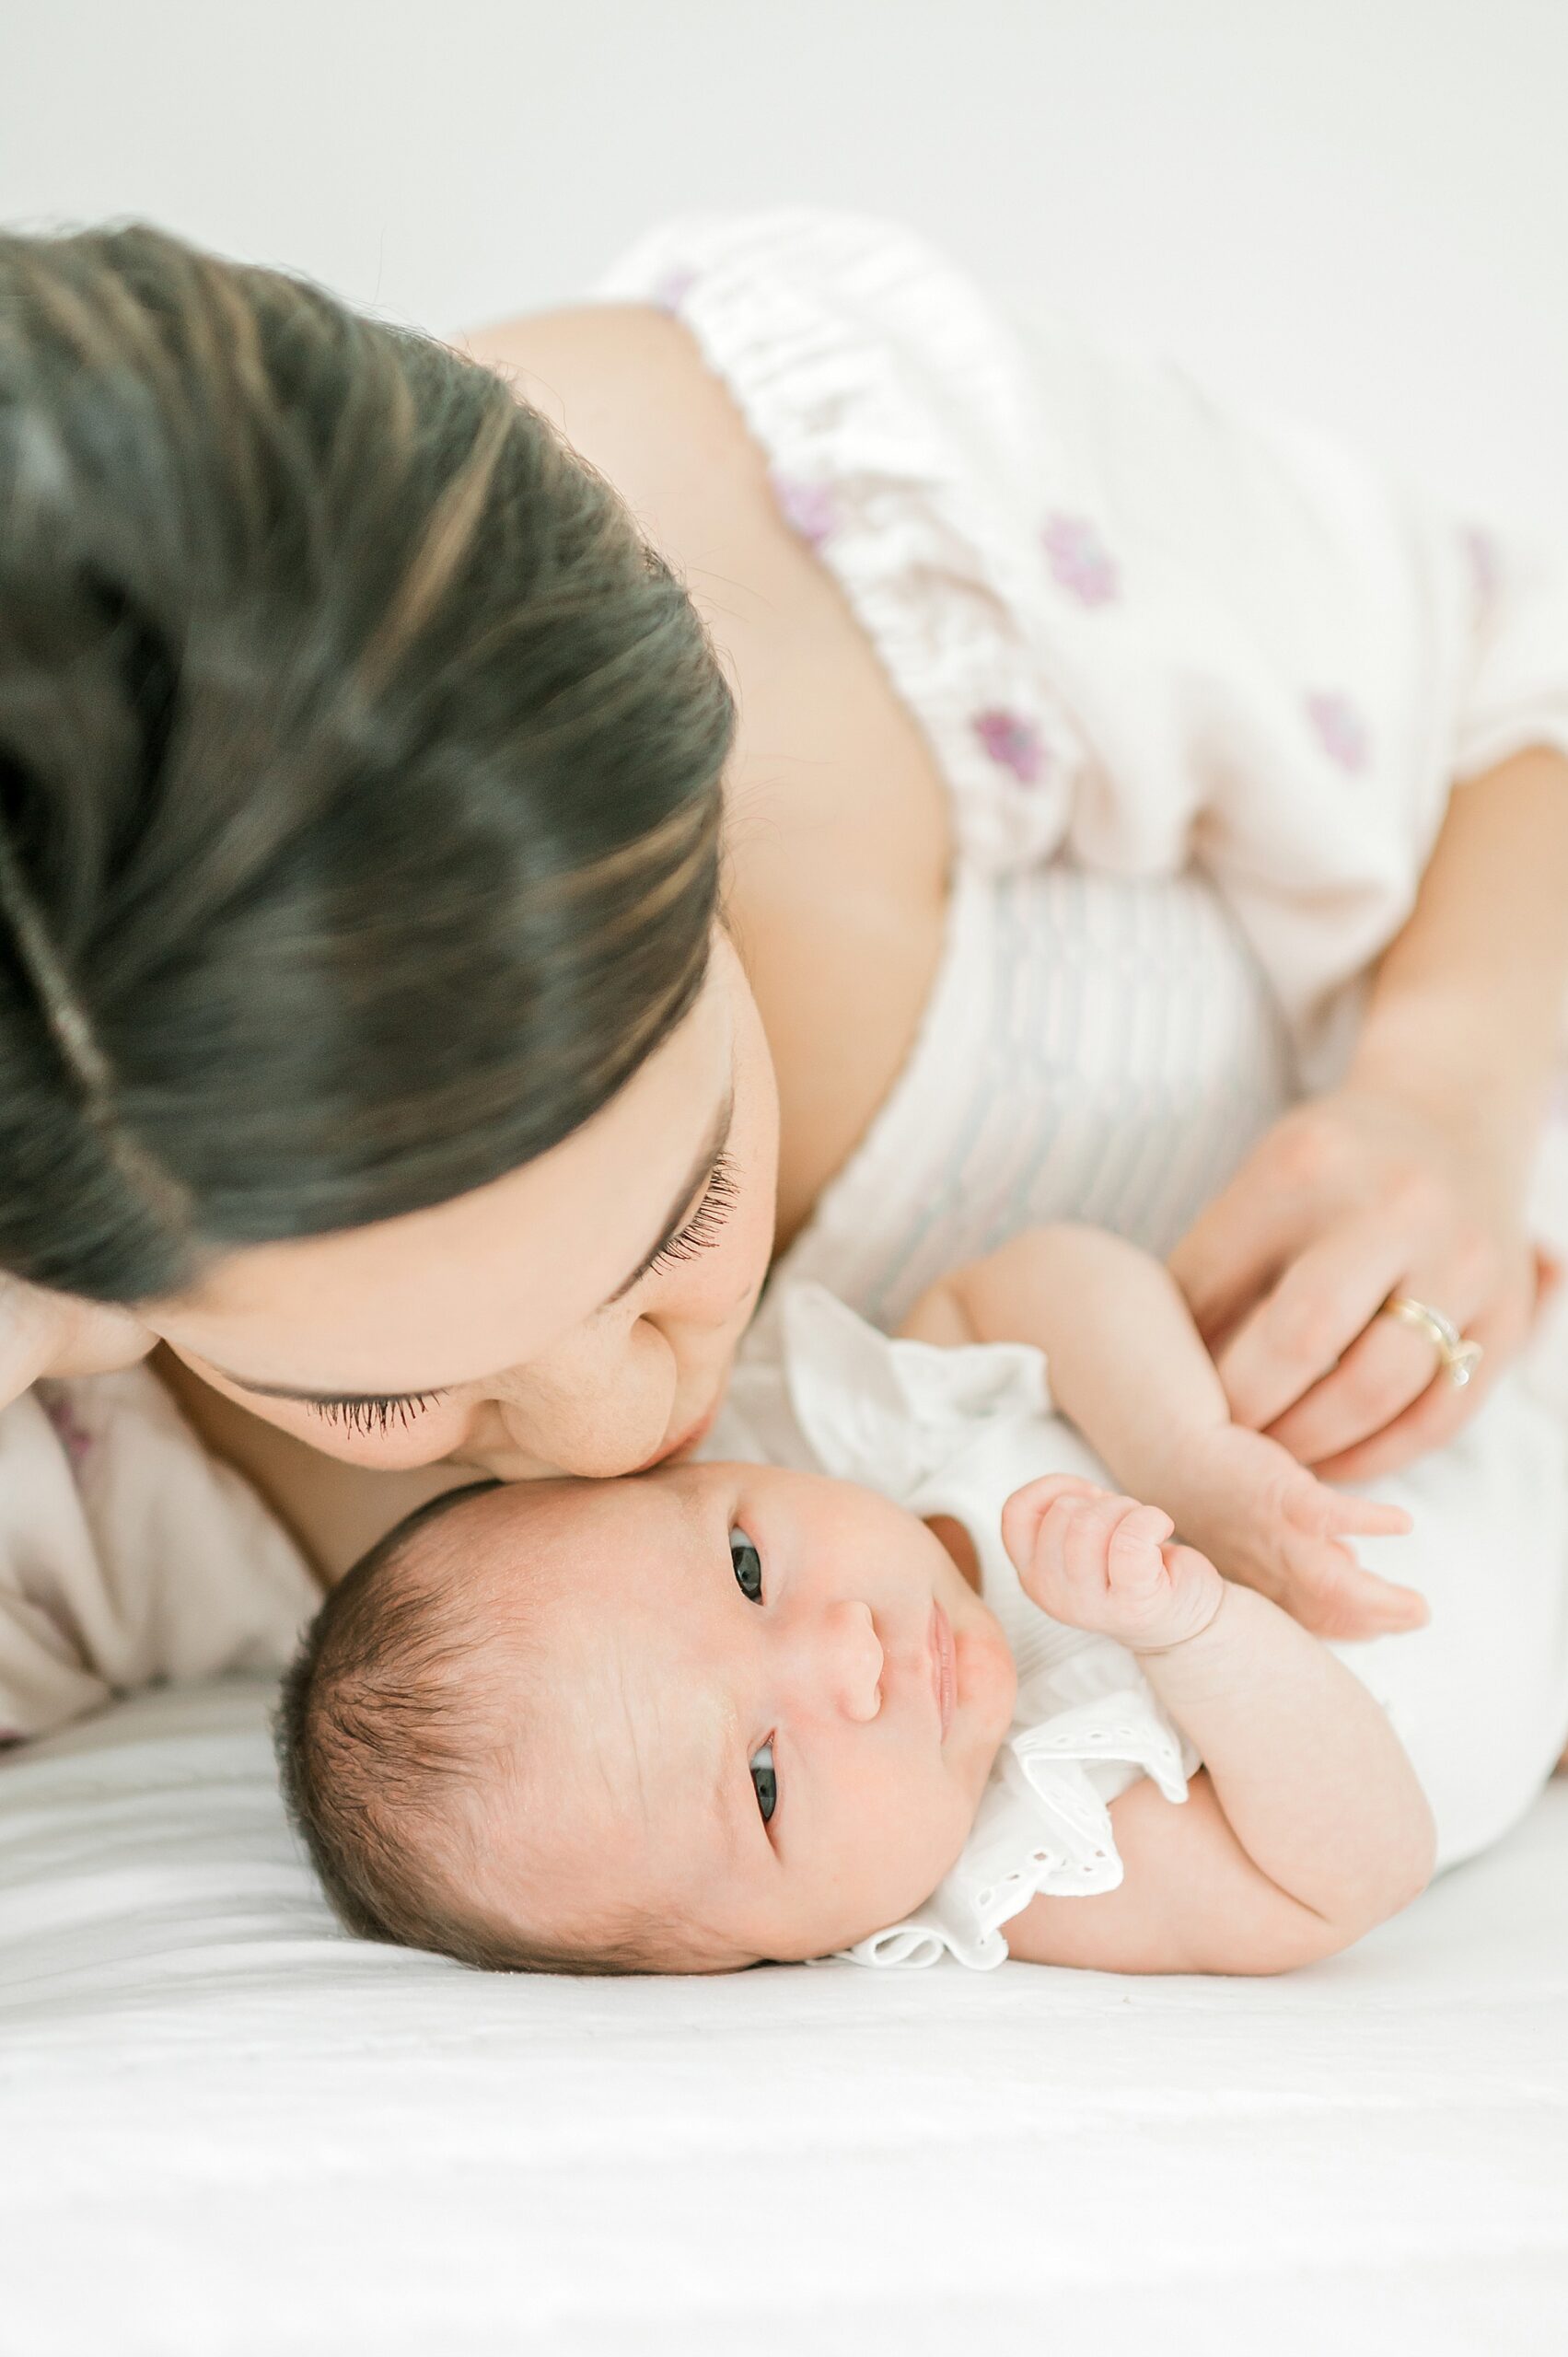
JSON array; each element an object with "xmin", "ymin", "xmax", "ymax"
[{"xmin": 784, "ymin": 1599, "xmax": 884, "ymax": 1724}]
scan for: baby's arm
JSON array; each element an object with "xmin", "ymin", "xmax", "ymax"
[
  {"xmin": 903, "ymin": 1225, "xmax": 1423, "ymax": 1639},
  {"xmin": 999, "ymin": 1480, "xmax": 1436, "ymax": 1971}
]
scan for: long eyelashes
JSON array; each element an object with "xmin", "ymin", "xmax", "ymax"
[
  {"xmin": 637, "ymin": 1151, "xmax": 738, "ymax": 1281},
  {"xmin": 305, "ymin": 1155, "xmax": 740, "ymax": 1439},
  {"xmin": 308, "ymin": 1391, "xmax": 447, "ymax": 1437}
]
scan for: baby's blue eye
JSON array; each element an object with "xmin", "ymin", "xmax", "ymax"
[
  {"xmin": 749, "ymin": 1740, "xmax": 777, "ymax": 1824},
  {"xmin": 730, "ymin": 1528, "xmax": 763, "ymax": 1603}
]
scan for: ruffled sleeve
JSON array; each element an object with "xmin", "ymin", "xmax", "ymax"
[
  {"xmin": 769, "ymin": 1281, "xmax": 1050, "ymax": 1500},
  {"xmin": 840, "ymin": 1656, "xmax": 1194, "ymax": 1973}
]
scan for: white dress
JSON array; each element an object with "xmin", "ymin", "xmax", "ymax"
[
  {"xmin": 598, "ymin": 210, "xmax": 1568, "ymax": 1333},
  {"xmin": 712, "ymin": 1283, "xmax": 1568, "ymax": 1970}
]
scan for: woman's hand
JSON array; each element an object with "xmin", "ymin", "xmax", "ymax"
[
  {"xmin": 1167, "ymin": 1086, "xmax": 1542, "ymax": 1482},
  {"xmin": 0, "ymin": 1271, "xmax": 155, "ymax": 1407}
]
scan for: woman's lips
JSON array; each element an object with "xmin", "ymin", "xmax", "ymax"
[{"xmin": 930, "ymin": 1600, "xmax": 956, "ymax": 1740}]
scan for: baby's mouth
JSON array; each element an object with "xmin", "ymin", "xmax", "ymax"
[{"xmin": 929, "ymin": 1601, "xmax": 957, "ymax": 1740}]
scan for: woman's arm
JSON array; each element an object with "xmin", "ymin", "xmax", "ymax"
[
  {"xmin": 1000, "ymin": 1492, "xmax": 1436, "ymax": 1973},
  {"xmin": 1172, "ymin": 743, "xmax": 1568, "ymax": 1481}
]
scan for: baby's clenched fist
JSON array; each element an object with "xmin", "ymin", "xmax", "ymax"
[{"xmin": 1002, "ymin": 1474, "xmax": 1226, "ymax": 1655}]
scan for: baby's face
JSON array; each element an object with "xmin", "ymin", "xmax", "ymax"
[{"xmin": 446, "ymin": 1463, "xmax": 1018, "ymax": 1968}]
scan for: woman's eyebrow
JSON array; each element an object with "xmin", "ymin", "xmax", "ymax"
[
  {"xmin": 598, "ymin": 1089, "xmax": 736, "ymax": 1307},
  {"xmin": 206, "ymin": 1090, "xmax": 738, "ymax": 1403}
]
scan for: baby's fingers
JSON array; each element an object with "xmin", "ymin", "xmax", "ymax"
[
  {"xmin": 1002, "ymin": 1475, "xmax": 1108, "ymax": 1574},
  {"xmin": 1107, "ymin": 1503, "xmax": 1175, "ymax": 1587},
  {"xmin": 1061, "ymin": 1493, "xmax": 1159, "ymax": 1592}
]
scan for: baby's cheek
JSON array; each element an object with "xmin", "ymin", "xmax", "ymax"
[{"xmin": 877, "ymin": 1761, "xmax": 977, "ymax": 1912}]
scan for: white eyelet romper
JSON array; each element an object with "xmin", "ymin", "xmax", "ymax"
[{"xmin": 714, "ymin": 1283, "xmax": 1568, "ymax": 1969}]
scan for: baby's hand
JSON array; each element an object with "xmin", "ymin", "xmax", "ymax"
[
  {"xmin": 1002, "ymin": 1476, "xmax": 1225, "ymax": 1655},
  {"xmin": 1166, "ymin": 1423, "xmax": 1421, "ymax": 1641}
]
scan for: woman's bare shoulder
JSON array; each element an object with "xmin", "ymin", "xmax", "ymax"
[
  {"xmin": 457, "ymin": 303, "xmax": 781, "ymax": 591},
  {"xmin": 459, "ymin": 303, "xmax": 951, "ymax": 1240}
]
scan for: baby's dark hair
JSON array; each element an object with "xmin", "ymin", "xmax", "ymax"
[{"xmin": 274, "ymin": 1481, "xmax": 680, "ymax": 1976}]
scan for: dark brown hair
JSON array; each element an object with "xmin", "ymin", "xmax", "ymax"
[
  {"xmin": 0, "ymin": 222, "xmax": 730, "ymax": 1301},
  {"xmin": 274, "ymin": 1484, "xmax": 674, "ymax": 1974}
]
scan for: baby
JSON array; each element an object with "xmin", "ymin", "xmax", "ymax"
[{"xmin": 280, "ymin": 1223, "xmax": 1540, "ymax": 1978}]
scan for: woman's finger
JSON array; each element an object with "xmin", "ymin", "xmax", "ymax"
[
  {"xmin": 0, "ymin": 1276, "xmax": 62, "ymax": 1407},
  {"xmin": 1213, "ymin": 1201, "xmax": 1442, "ymax": 1434},
  {"xmin": 1306, "ymin": 1282, "xmax": 1531, "ymax": 1482},
  {"xmin": 1167, "ymin": 1160, "xmax": 1322, "ymax": 1343},
  {"xmin": 0, "ymin": 1278, "xmax": 155, "ymax": 1392},
  {"xmin": 1301, "ymin": 1263, "xmax": 1518, "ymax": 1480},
  {"xmin": 1263, "ymin": 1246, "xmax": 1493, "ymax": 1464}
]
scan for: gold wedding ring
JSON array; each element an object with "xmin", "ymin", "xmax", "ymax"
[{"xmin": 1382, "ymin": 1295, "xmax": 1485, "ymax": 1389}]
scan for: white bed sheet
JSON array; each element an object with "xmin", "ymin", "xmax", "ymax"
[{"xmin": 2, "ymin": 1678, "xmax": 1565, "ymax": 2357}]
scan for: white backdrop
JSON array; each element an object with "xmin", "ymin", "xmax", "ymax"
[{"xmin": 4, "ymin": 0, "xmax": 1567, "ymax": 536}]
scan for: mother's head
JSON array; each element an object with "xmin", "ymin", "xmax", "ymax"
[{"xmin": 0, "ymin": 225, "xmax": 778, "ymax": 1478}]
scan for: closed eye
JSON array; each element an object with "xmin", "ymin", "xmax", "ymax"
[
  {"xmin": 621, "ymin": 1152, "xmax": 738, "ymax": 1292},
  {"xmin": 306, "ymin": 1391, "xmax": 447, "ymax": 1436}
]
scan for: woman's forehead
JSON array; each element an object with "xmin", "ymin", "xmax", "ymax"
[{"xmin": 147, "ymin": 981, "xmax": 735, "ymax": 1394}]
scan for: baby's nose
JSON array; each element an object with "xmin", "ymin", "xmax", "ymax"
[{"xmin": 821, "ymin": 1598, "xmax": 884, "ymax": 1724}]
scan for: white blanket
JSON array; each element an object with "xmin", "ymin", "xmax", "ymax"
[{"xmin": 2, "ymin": 1677, "xmax": 1564, "ymax": 2357}]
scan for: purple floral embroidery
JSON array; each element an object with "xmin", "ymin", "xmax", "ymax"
[
  {"xmin": 972, "ymin": 707, "xmax": 1046, "ymax": 784},
  {"xmin": 40, "ymin": 1389, "xmax": 94, "ymax": 1474},
  {"xmin": 1462, "ymin": 524, "xmax": 1501, "ymax": 616},
  {"xmin": 650, "ymin": 266, "xmax": 697, "ymax": 315},
  {"xmin": 1306, "ymin": 690, "xmax": 1370, "ymax": 775},
  {"xmin": 770, "ymin": 472, "xmax": 840, "ymax": 550},
  {"xmin": 1040, "ymin": 512, "xmax": 1120, "ymax": 608}
]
